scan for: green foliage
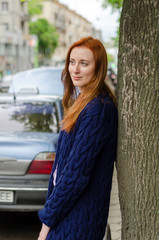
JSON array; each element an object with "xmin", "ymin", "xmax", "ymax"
[
  {"xmin": 28, "ymin": 0, "xmax": 59, "ymax": 64},
  {"xmin": 29, "ymin": 18, "xmax": 59, "ymax": 58},
  {"xmin": 28, "ymin": 0, "xmax": 43, "ymax": 16},
  {"xmin": 101, "ymin": 0, "xmax": 123, "ymax": 10},
  {"xmin": 100, "ymin": 0, "xmax": 123, "ymax": 44},
  {"xmin": 107, "ymin": 53, "xmax": 115, "ymax": 63},
  {"xmin": 111, "ymin": 19, "xmax": 120, "ymax": 46}
]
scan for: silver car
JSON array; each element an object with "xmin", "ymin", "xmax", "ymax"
[
  {"xmin": 0, "ymin": 93, "xmax": 63, "ymax": 211},
  {"xmin": 8, "ymin": 67, "xmax": 63, "ymax": 96}
]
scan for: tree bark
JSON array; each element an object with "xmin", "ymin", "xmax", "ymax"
[{"xmin": 117, "ymin": 0, "xmax": 159, "ymax": 239}]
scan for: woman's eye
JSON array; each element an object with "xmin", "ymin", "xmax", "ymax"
[
  {"xmin": 69, "ymin": 60, "xmax": 75, "ymax": 65},
  {"xmin": 81, "ymin": 62, "xmax": 87, "ymax": 66}
]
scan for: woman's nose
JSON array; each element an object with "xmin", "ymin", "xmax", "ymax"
[{"xmin": 73, "ymin": 64, "xmax": 80, "ymax": 73}]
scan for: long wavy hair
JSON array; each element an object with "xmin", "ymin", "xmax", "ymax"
[{"xmin": 61, "ymin": 36, "xmax": 116, "ymax": 132}]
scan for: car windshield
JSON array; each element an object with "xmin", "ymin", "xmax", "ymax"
[
  {"xmin": 9, "ymin": 68, "xmax": 63, "ymax": 95},
  {"xmin": 0, "ymin": 102, "xmax": 59, "ymax": 133}
]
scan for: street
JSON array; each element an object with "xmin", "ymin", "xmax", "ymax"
[
  {"xmin": 108, "ymin": 168, "xmax": 121, "ymax": 240},
  {"xmin": 0, "ymin": 212, "xmax": 41, "ymax": 240}
]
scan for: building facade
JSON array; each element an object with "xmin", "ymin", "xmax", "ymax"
[
  {"xmin": 37, "ymin": 0, "xmax": 102, "ymax": 66},
  {"xmin": 0, "ymin": 0, "xmax": 32, "ymax": 78},
  {"xmin": 0, "ymin": 0, "xmax": 103, "ymax": 76}
]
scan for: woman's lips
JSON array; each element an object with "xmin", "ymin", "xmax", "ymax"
[{"xmin": 72, "ymin": 76, "xmax": 81, "ymax": 80}]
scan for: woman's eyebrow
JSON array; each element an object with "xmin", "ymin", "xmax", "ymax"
[
  {"xmin": 80, "ymin": 59, "xmax": 90, "ymax": 62},
  {"xmin": 69, "ymin": 58, "xmax": 92, "ymax": 62}
]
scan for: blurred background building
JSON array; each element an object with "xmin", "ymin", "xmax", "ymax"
[
  {"xmin": 33, "ymin": 0, "xmax": 102, "ymax": 66},
  {"xmin": 0, "ymin": 0, "xmax": 32, "ymax": 78},
  {"xmin": 0, "ymin": 0, "xmax": 102, "ymax": 78}
]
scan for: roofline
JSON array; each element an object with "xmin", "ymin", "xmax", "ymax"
[{"xmin": 45, "ymin": 0, "xmax": 91, "ymax": 24}]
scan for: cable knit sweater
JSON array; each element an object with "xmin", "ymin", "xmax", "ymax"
[{"xmin": 38, "ymin": 93, "xmax": 118, "ymax": 240}]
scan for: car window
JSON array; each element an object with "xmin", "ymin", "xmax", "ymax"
[
  {"xmin": 9, "ymin": 69, "xmax": 64, "ymax": 95},
  {"xmin": 0, "ymin": 102, "xmax": 60, "ymax": 133}
]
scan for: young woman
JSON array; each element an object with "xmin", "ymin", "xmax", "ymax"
[{"xmin": 38, "ymin": 37, "xmax": 118, "ymax": 240}]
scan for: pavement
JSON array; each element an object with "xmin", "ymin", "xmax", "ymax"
[{"xmin": 107, "ymin": 166, "xmax": 122, "ymax": 240}]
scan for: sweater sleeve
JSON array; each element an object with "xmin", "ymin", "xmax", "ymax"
[
  {"xmin": 45, "ymin": 132, "xmax": 63, "ymax": 200},
  {"xmin": 38, "ymin": 103, "xmax": 116, "ymax": 228}
]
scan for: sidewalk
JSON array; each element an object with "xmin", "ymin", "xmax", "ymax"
[{"xmin": 108, "ymin": 167, "xmax": 122, "ymax": 240}]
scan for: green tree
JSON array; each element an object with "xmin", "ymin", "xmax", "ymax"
[
  {"xmin": 101, "ymin": 0, "xmax": 123, "ymax": 10},
  {"xmin": 28, "ymin": 0, "xmax": 59, "ymax": 65},
  {"xmin": 101, "ymin": 0, "xmax": 123, "ymax": 43},
  {"xmin": 29, "ymin": 18, "xmax": 59, "ymax": 65},
  {"xmin": 107, "ymin": 53, "xmax": 114, "ymax": 63},
  {"xmin": 28, "ymin": 0, "xmax": 43, "ymax": 16}
]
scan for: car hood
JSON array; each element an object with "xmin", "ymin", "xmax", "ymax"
[{"xmin": 0, "ymin": 132, "xmax": 59, "ymax": 175}]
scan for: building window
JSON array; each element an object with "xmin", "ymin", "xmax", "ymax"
[
  {"xmin": 21, "ymin": 21, "xmax": 24, "ymax": 33},
  {"xmin": 21, "ymin": 1, "xmax": 24, "ymax": 9},
  {"xmin": 2, "ymin": 23, "xmax": 9, "ymax": 30},
  {"xmin": 2, "ymin": 1, "xmax": 9, "ymax": 12},
  {"xmin": 0, "ymin": 43, "xmax": 5, "ymax": 56}
]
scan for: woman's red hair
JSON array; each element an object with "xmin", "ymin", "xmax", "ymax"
[{"xmin": 61, "ymin": 36, "xmax": 116, "ymax": 132}]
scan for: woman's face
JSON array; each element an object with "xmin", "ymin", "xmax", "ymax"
[{"xmin": 68, "ymin": 46, "xmax": 95, "ymax": 92}]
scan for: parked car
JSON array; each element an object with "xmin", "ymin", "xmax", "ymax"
[
  {"xmin": 107, "ymin": 68, "xmax": 117, "ymax": 88},
  {"xmin": 0, "ymin": 93, "xmax": 63, "ymax": 211},
  {"xmin": 0, "ymin": 75, "xmax": 14, "ymax": 93},
  {"xmin": 9, "ymin": 67, "xmax": 63, "ymax": 96}
]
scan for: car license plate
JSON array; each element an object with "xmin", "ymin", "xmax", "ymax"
[{"xmin": 0, "ymin": 191, "xmax": 14, "ymax": 203}]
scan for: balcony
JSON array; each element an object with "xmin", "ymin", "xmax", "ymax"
[{"xmin": 21, "ymin": 14, "xmax": 30, "ymax": 21}]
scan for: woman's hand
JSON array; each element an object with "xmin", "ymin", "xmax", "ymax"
[{"xmin": 37, "ymin": 223, "xmax": 50, "ymax": 240}]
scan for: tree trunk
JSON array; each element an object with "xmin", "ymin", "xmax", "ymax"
[{"xmin": 117, "ymin": 0, "xmax": 159, "ymax": 239}]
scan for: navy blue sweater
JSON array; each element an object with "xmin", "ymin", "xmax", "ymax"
[{"xmin": 38, "ymin": 93, "xmax": 118, "ymax": 240}]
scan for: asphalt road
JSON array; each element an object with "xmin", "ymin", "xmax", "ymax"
[{"xmin": 0, "ymin": 212, "xmax": 41, "ymax": 240}]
